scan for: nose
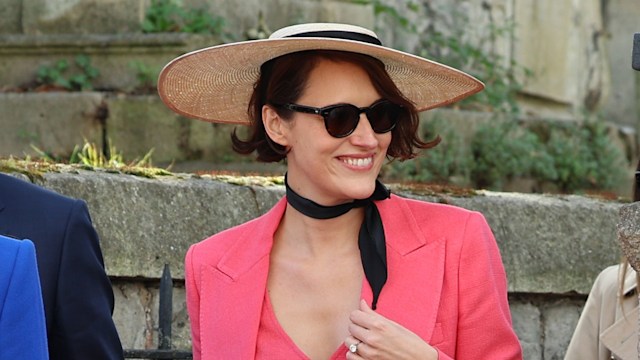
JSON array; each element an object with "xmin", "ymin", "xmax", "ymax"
[{"xmin": 349, "ymin": 113, "xmax": 379, "ymax": 148}]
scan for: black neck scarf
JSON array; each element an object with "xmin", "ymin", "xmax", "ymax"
[{"xmin": 284, "ymin": 174, "xmax": 391, "ymax": 309}]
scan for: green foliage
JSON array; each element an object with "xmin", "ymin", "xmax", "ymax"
[
  {"xmin": 385, "ymin": 117, "xmax": 470, "ymax": 185},
  {"xmin": 129, "ymin": 61, "xmax": 159, "ymax": 92},
  {"xmin": 36, "ymin": 55, "xmax": 99, "ymax": 91},
  {"xmin": 142, "ymin": 0, "xmax": 225, "ymax": 35},
  {"xmin": 30, "ymin": 139, "xmax": 157, "ymax": 170},
  {"xmin": 542, "ymin": 120, "xmax": 627, "ymax": 192},
  {"xmin": 470, "ymin": 121, "xmax": 556, "ymax": 190},
  {"xmin": 385, "ymin": 116, "xmax": 626, "ymax": 194}
]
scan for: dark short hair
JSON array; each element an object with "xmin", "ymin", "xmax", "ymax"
[{"xmin": 231, "ymin": 50, "xmax": 439, "ymax": 162}]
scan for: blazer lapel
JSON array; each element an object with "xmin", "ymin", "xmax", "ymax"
[
  {"xmin": 199, "ymin": 199, "xmax": 285, "ymax": 359},
  {"xmin": 375, "ymin": 195, "xmax": 446, "ymax": 342}
]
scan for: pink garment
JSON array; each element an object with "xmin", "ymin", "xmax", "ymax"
[
  {"xmin": 185, "ymin": 194, "xmax": 523, "ymax": 359},
  {"xmin": 255, "ymin": 291, "xmax": 352, "ymax": 359}
]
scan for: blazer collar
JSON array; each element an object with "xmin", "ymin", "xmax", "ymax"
[
  {"xmin": 202, "ymin": 195, "xmax": 445, "ymax": 357},
  {"xmin": 215, "ymin": 198, "xmax": 286, "ymax": 280},
  {"xmin": 622, "ymin": 264, "xmax": 637, "ymax": 297},
  {"xmin": 215, "ymin": 194, "xmax": 433, "ymax": 277}
]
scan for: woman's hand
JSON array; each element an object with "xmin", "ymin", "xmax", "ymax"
[{"xmin": 345, "ymin": 300, "xmax": 438, "ymax": 360}]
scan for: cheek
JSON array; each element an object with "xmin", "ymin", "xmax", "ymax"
[{"xmin": 379, "ymin": 133, "xmax": 392, "ymax": 150}]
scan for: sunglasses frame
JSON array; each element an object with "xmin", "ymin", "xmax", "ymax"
[{"xmin": 280, "ymin": 99, "xmax": 401, "ymax": 138}]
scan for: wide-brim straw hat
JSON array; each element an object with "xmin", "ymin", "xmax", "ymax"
[{"xmin": 158, "ymin": 22, "xmax": 484, "ymax": 125}]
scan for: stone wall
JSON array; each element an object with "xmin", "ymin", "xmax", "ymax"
[
  {"xmin": 2, "ymin": 167, "xmax": 624, "ymax": 359},
  {"xmin": 1, "ymin": 0, "xmax": 639, "ymax": 124}
]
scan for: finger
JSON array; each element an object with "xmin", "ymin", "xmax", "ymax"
[
  {"xmin": 344, "ymin": 335, "xmax": 360, "ymax": 349},
  {"xmin": 360, "ymin": 299, "xmax": 373, "ymax": 312},
  {"xmin": 348, "ymin": 321, "xmax": 369, "ymax": 342},
  {"xmin": 345, "ymin": 339, "xmax": 366, "ymax": 359}
]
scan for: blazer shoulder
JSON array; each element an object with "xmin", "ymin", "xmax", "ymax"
[
  {"xmin": 187, "ymin": 197, "xmax": 286, "ymax": 266},
  {"xmin": 0, "ymin": 173, "xmax": 80, "ymax": 208},
  {"xmin": 0, "ymin": 236, "xmax": 37, "ymax": 282},
  {"xmin": 386, "ymin": 194, "xmax": 480, "ymax": 224}
]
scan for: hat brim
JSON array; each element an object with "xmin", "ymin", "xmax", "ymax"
[{"xmin": 158, "ymin": 37, "xmax": 484, "ymax": 125}]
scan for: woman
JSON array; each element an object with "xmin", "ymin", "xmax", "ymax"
[
  {"xmin": 159, "ymin": 23, "xmax": 522, "ymax": 359},
  {"xmin": 564, "ymin": 160, "xmax": 640, "ymax": 360},
  {"xmin": 0, "ymin": 235, "xmax": 49, "ymax": 360}
]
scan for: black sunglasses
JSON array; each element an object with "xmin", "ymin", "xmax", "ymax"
[{"xmin": 279, "ymin": 99, "xmax": 404, "ymax": 138}]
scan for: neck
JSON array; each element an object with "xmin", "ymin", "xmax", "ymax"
[{"xmin": 275, "ymin": 203, "xmax": 364, "ymax": 257}]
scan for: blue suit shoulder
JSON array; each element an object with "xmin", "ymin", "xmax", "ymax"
[{"xmin": 0, "ymin": 236, "xmax": 49, "ymax": 360}]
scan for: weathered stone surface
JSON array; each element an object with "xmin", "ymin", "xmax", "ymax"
[
  {"xmin": 0, "ymin": 33, "xmax": 216, "ymax": 91},
  {"xmin": 21, "ymin": 169, "xmax": 624, "ymax": 294},
  {"xmin": 601, "ymin": 0, "xmax": 640, "ymax": 127},
  {"xmin": 22, "ymin": 0, "xmax": 144, "ymax": 34},
  {"xmin": 112, "ymin": 280, "xmax": 190, "ymax": 350},
  {"xmin": 542, "ymin": 300, "xmax": 584, "ymax": 360},
  {"xmin": 510, "ymin": 301, "xmax": 542, "ymax": 360},
  {"xmin": 618, "ymin": 201, "xmax": 640, "ymax": 271},
  {"xmin": 38, "ymin": 171, "xmax": 277, "ymax": 279},
  {"xmin": 0, "ymin": 0, "xmax": 22, "ymax": 34},
  {"xmin": 399, "ymin": 190, "xmax": 623, "ymax": 294},
  {"xmin": 105, "ymin": 95, "xmax": 247, "ymax": 164},
  {"xmin": 0, "ymin": 92, "xmax": 104, "ymax": 158},
  {"xmin": 514, "ymin": 0, "xmax": 608, "ymax": 115}
]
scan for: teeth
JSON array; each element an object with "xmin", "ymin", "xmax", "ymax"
[{"xmin": 344, "ymin": 157, "xmax": 372, "ymax": 167}]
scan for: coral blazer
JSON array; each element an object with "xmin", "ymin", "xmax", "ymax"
[{"xmin": 186, "ymin": 194, "xmax": 523, "ymax": 360}]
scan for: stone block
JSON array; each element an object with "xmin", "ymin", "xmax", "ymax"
[
  {"xmin": 0, "ymin": 92, "xmax": 104, "ymax": 158},
  {"xmin": 105, "ymin": 94, "xmax": 243, "ymax": 165},
  {"xmin": 0, "ymin": 0, "xmax": 22, "ymax": 34},
  {"xmin": 513, "ymin": 0, "xmax": 608, "ymax": 114},
  {"xmin": 510, "ymin": 301, "xmax": 542, "ymax": 360},
  {"xmin": 542, "ymin": 300, "xmax": 584, "ymax": 360},
  {"xmin": 601, "ymin": 0, "xmax": 640, "ymax": 127},
  {"xmin": 400, "ymin": 190, "xmax": 623, "ymax": 294},
  {"xmin": 38, "ymin": 171, "xmax": 279, "ymax": 279},
  {"xmin": 21, "ymin": 0, "xmax": 144, "ymax": 34},
  {"xmin": 113, "ymin": 280, "xmax": 190, "ymax": 350},
  {"xmin": 0, "ymin": 33, "xmax": 217, "ymax": 91}
]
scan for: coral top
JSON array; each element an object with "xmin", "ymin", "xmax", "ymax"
[{"xmin": 255, "ymin": 292, "xmax": 349, "ymax": 359}]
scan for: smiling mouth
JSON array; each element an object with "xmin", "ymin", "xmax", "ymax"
[{"xmin": 341, "ymin": 156, "xmax": 373, "ymax": 167}]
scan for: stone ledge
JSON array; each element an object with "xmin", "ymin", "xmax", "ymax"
[{"xmin": 3, "ymin": 168, "xmax": 623, "ymax": 295}]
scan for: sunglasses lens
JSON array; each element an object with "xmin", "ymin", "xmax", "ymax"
[
  {"xmin": 324, "ymin": 105, "xmax": 360, "ymax": 137},
  {"xmin": 368, "ymin": 101, "xmax": 400, "ymax": 133}
]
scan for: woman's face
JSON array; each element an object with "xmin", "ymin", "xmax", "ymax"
[{"xmin": 275, "ymin": 58, "xmax": 392, "ymax": 205}]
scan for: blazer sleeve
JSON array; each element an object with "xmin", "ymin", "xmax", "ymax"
[
  {"xmin": 185, "ymin": 244, "xmax": 202, "ymax": 360},
  {"xmin": 440, "ymin": 212, "xmax": 522, "ymax": 360},
  {"xmin": 0, "ymin": 239, "xmax": 49, "ymax": 360},
  {"xmin": 52, "ymin": 200, "xmax": 124, "ymax": 360}
]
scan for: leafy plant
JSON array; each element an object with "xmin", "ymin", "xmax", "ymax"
[
  {"xmin": 129, "ymin": 61, "xmax": 160, "ymax": 93},
  {"xmin": 31, "ymin": 139, "xmax": 156, "ymax": 170},
  {"xmin": 36, "ymin": 55, "xmax": 99, "ymax": 91},
  {"xmin": 142, "ymin": 0, "xmax": 225, "ymax": 35},
  {"xmin": 542, "ymin": 120, "xmax": 626, "ymax": 193},
  {"xmin": 384, "ymin": 116, "xmax": 471, "ymax": 186},
  {"xmin": 470, "ymin": 120, "xmax": 555, "ymax": 190}
]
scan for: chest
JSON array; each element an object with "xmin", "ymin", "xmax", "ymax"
[{"xmin": 266, "ymin": 253, "xmax": 365, "ymax": 359}]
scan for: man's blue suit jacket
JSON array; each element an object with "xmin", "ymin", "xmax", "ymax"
[
  {"xmin": 0, "ymin": 236, "xmax": 49, "ymax": 360},
  {"xmin": 0, "ymin": 173, "xmax": 123, "ymax": 360}
]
